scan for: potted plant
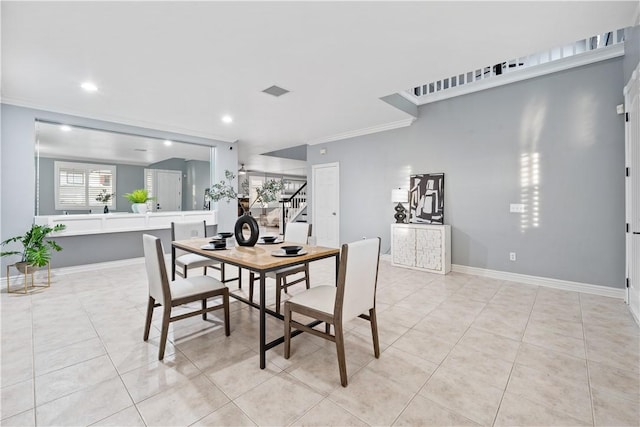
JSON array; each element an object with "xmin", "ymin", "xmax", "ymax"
[
  {"xmin": 1, "ymin": 223, "xmax": 67, "ymax": 272},
  {"xmin": 208, "ymin": 170, "xmax": 284, "ymax": 246},
  {"xmin": 123, "ymin": 189, "xmax": 155, "ymax": 213},
  {"xmin": 95, "ymin": 189, "xmax": 115, "ymax": 213}
]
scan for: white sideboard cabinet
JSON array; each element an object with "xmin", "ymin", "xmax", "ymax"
[{"xmin": 391, "ymin": 223, "xmax": 451, "ymax": 274}]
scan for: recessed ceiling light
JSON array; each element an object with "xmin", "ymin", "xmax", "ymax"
[
  {"xmin": 60, "ymin": 125, "xmax": 72, "ymax": 132},
  {"xmin": 164, "ymin": 140, "xmax": 172, "ymax": 146},
  {"xmin": 81, "ymin": 82, "xmax": 98, "ymax": 92},
  {"xmin": 222, "ymin": 115, "xmax": 233, "ymax": 124}
]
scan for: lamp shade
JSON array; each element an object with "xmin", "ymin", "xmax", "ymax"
[{"xmin": 391, "ymin": 189, "xmax": 408, "ymax": 204}]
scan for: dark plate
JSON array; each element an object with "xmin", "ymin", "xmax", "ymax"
[
  {"xmin": 201, "ymin": 244, "xmax": 227, "ymax": 251},
  {"xmin": 217, "ymin": 232, "xmax": 233, "ymax": 238},
  {"xmin": 261, "ymin": 236, "xmax": 278, "ymax": 243},
  {"xmin": 258, "ymin": 238, "xmax": 283, "ymax": 245},
  {"xmin": 271, "ymin": 249, "xmax": 308, "ymax": 257},
  {"xmin": 281, "ymin": 245, "xmax": 303, "ymax": 254}
]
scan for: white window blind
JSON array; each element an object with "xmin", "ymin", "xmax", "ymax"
[{"xmin": 55, "ymin": 161, "xmax": 117, "ymax": 211}]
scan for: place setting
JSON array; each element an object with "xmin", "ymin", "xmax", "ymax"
[
  {"xmin": 201, "ymin": 231, "xmax": 233, "ymax": 250},
  {"xmin": 271, "ymin": 245, "xmax": 308, "ymax": 257},
  {"xmin": 257, "ymin": 235, "xmax": 283, "ymax": 245}
]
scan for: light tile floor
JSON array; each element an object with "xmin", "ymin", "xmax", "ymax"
[{"xmin": 2, "ymin": 258, "xmax": 639, "ymax": 426}]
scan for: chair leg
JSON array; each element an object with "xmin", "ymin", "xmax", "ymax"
[
  {"xmin": 223, "ymin": 291, "xmax": 230, "ymax": 336},
  {"xmin": 284, "ymin": 303, "xmax": 292, "ymax": 359},
  {"xmin": 183, "ymin": 266, "xmax": 188, "ymax": 279},
  {"xmin": 221, "ymin": 263, "xmax": 226, "ymax": 282},
  {"xmin": 304, "ymin": 263, "xmax": 310, "ymax": 290},
  {"xmin": 249, "ymin": 272, "xmax": 255, "ymax": 302},
  {"xmin": 369, "ymin": 307, "xmax": 380, "ymax": 358},
  {"xmin": 202, "ymin": 299, "xmax": 207, "ymax": 320},
  {"xmin": 334, "ymin": 321, "xmax": 348, "ymax": 387},
  {"xmin": 325, "ymin": 322, "xmax": 331, "ymax": 334},
  {"xmin": 276, "ymin": 275, "xmax": 283, "ymax": 314},
  {"xmin": 158, "ymin": 305, "xmax": 171, "ymax": 360},
  {"xmin": 143, "ymin": 296, "xmax": 155, "ymax": 341},
  {"xmin": 204, "ymin": 266, "xmax": 208, "ymax": 276}
]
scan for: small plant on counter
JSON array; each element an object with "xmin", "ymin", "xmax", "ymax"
[{"xmin": 123, "ymin": 189, "xmax": 155, "ymax": 204}]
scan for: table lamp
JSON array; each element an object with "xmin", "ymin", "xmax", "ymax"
[{"xmin": 391, "ymin": 189, "xmax": 408, "ymax": 223}]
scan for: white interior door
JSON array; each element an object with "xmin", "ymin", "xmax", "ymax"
[
  {"xmin": 156, "ymin": 170, "xmax": 182, "ymax": 211},
  {"xmin": 312, "ymin": 162, "xmax": 339, "ymax": 248},
  {"xmin": 625, "ymin": 64, "xmax": 639, "ymax": 323}
]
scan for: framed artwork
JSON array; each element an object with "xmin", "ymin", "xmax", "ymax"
[{"xmin": 409, "ymin": 173, "xmax": 445, "ymax": 224}]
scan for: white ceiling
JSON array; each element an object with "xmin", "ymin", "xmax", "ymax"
[{"xmin": 2, "ymin": 1, "xmax": 639, "ymax": 175}]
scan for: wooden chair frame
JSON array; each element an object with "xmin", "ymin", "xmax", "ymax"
[
  {"xmin": 248, "ymin": 224, "xmax": 312, "ymax": 313},
  {"xmin": 171, "ymin": 220, "xmax": 227, "ymax": 282},
  {"xmin": 143, "ymin": 235, "xmax": 230, "ymax": 360},
  {"xmin": 284, "ymin": 238, "xmax": 381, "ymax": 387}
]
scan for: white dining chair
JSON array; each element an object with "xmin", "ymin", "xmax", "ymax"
[
  {"xmin": 284, "ymin": 237, "xmax": 381, "ymax": 387},
  {"xmin": 142, "ymin": 234, "xmax": 230, "ymax": 360},
  {"xmin": 248, "ymin": 222, "xmax": 312, "ymax": 313},
  {"xmin": 172, "ymin": 221, "xmax": 226, "ymax": 281}
]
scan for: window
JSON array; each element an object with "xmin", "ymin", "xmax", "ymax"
[{"xmin": 55, "ymin": 161, "xmax": 116, "ymax": 211}]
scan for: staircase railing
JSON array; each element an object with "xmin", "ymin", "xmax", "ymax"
[{"xmin": 280, "ymin": 182, "xmax": 307, "ymax": 234}]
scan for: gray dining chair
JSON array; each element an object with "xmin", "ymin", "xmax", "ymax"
[
  {"xmin": 142, "ymin": 234, "xmax": 230, "ymax": 360},
  {"xmin": 172, "ymin": 220, "xmax": 226, "ymax": 281},
  {"xmin": 248, "ymin": 222, "xmax": 312, "ymax": 313},
  {"xmin": 284, "ymin": 237, "xmax": 381, "ymax": 387}
]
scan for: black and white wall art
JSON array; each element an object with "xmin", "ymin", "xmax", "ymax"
[{"xmin": 409, "ymin": 173, "xmax": 445, "ymax": 224}]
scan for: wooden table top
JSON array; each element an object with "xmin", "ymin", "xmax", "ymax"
[{"xmin": 172, "ymin": 238, "xmax": 340, "ymax": 272}]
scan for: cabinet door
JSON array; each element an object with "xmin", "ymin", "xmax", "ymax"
[
  {"xmin": 415, "ymin": 228, "xmax": 443, "ymax": 271},
  {"xmin": 392, "ymin": 226, "xmax": 416, "ymax": 267}
]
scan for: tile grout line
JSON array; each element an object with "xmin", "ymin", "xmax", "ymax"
[
  {"xmin": 82, "ymin": 296, "xmax": 149, "ymax": 427},
  {"xmin": 580, "ymin": 293, "xmax": 598, "ymax": 427}
]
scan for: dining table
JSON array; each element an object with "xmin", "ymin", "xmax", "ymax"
[{"xmin": 171, "ymin": 237, "xmax": 340, "ymax": 368}]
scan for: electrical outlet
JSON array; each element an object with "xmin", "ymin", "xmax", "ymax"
[{"xmin": 509, "ymin": 252, "xmax": 516, "ymax": 261}]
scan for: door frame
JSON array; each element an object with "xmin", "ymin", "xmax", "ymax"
[
  {"xmin": 624, "ymin": 63, "xmax": 639, "ymax": 325},
  {"xmin": 312, "ymin": 162, "xmax": 340, "ymax": 248}
]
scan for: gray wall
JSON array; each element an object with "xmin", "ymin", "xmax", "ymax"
[
  {"xmin": 1, "ymin": 104, "xmax": 237, "ymax": 268},
  {"xmin": 37, "ymin": 157, "xmax": 145, "ymax": 215},
  {"xmin": 308, "ymin": 58, "xmax": 626, "ymax": 288},
  {"xmin": 623, "ymin": 25, "xmax": 640, "ymax": 84}
]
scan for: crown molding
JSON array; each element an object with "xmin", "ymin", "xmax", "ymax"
[
  {"xmin": 306, "ymin": 118, "xmax": 415, "ymax": 146},
  {"xmin": 0, "ymin": 97, "xmax": 238, "ymax": 144}
]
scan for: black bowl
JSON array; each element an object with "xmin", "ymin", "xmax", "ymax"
[
  {"xmin": 262, "ymin": 235, "xmax": 277, "ymax": 243},
  {"xmin": 217, "ymin": 232, "xmax": 233, "ymax": 238},
  {"xmin": 211, "ymin": 241, "xmax": 226, "ymax": 249},
  {"xmin": 281, "ymin": 245, "xmax": 303, "ymax": 255}
]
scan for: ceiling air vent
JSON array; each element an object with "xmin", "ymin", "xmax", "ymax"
[{"xmin": 262, "ymin": 85, "xmax": 290, "ymax": 97}]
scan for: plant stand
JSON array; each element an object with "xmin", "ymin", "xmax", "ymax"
[{"xmin": 6, "ymin": 262, "xmax": 50, "ymax": 294}]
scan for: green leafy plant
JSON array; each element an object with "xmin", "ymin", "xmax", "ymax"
[
  {"xmin": 1, "ymin": 224, "xmax": 67, "ymax": 267},
  {"xmin": 123, "ymin": 189, "xmax": 155, "ymax": 204},
  {"xmin": 207, "ymin": 170, "xmax": 284, "ymax": 212}
]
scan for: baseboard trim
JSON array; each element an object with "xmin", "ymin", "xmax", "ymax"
[{"xmin": 451, "ymin": 264, "xmax": 625, "ymax": 299}]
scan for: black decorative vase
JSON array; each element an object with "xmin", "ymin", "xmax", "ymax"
[
  {"xmin": 104, "ymin": 205, "xmax": 109, "ymax": 214},
  {"xmin": 234, "ymin": 213, "xmax": 260, "ymax": 246}
]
